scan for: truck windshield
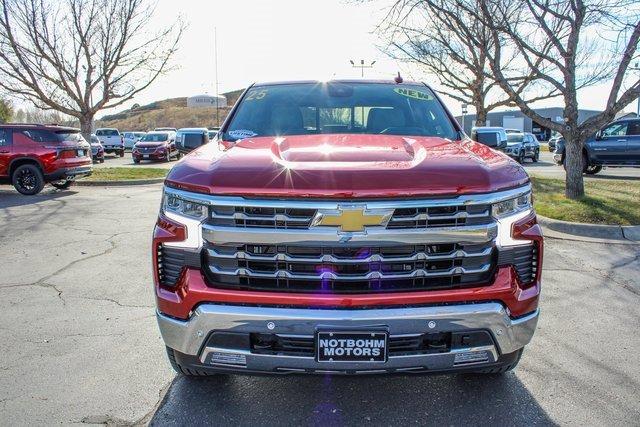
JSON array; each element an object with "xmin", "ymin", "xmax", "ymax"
[
  {"xmin": 224, "ymin": 82, "xmax": 457, "ymax": 141},
  {"xmin": 96, "ymin": 129, "xmax": 119, "ymax": 136}
]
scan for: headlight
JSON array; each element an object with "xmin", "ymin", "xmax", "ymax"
[
  {"xmin": 162, "ymin": 192, "xmax": 208, "ymax": 220},
  {"xmin": 492, "ymin": 191, "xmax": 531, "ymax": 218}
]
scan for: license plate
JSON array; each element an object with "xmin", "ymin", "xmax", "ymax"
[
  {"xmin": 143, "ymin": 155, "xmax": 149, "ymax": 159},
  {"xmin": 316, "ymin": 331, "xmax": 387, "ymax": 362}
]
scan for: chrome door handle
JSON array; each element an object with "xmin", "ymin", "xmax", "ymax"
[{"xmin": 617, "ymin": 139, "xmax": 627, "ymax": 142}]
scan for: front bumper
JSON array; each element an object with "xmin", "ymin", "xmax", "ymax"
[
  {"xmin": 157, "ymin": 302, "xmax": 538, "ymax": 374},
  {"xmin": 133, "ymin": 151, "xmax": 165, "ymax": 161}
]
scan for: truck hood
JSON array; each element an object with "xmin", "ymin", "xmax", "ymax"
[{"xmin": 166, "ymin": 134, "xmax": 529, "ymax": 198}]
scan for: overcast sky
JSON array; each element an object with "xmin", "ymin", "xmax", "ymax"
[{"xmin": 99, "ymin": 0, "xmax": 636, "ymax": 118}]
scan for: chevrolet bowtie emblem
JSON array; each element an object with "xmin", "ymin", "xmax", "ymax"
[{"xmin": 312, "ymin": 206, "xmax": 393, "ymax": 233}]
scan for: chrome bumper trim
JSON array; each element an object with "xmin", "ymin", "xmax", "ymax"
[
  {"xmin": 202, "ymin": 223, "xmax": 498, "ymax": 245},
  {"xmin": 157, "ymin": 303, "xmax": 539, "ymax": 369}
]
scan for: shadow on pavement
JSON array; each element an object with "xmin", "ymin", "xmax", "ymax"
[
  {"xmin": 150, "ymin": 372, "xmax": 553, "ymax": 426},
  {"xmin": 0, "ymin": 186, "xmax": 78, "ymax": 209}
]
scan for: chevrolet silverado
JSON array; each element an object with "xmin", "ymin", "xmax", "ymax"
[{"xmin": 153, "ymin": 80, "xmax": 543, "ymax": 376}]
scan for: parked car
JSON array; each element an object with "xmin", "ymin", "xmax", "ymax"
[
  {"xmin": 154, "ymin": 127, "xmax": 177, "ymax": 132},
  {"xmin": 553, "ymin": 118, "xmax": 640, "ymax": 174},
  {"xmin": 505, "ymin": 132, "xmax": 540, "ymax": 163},
  {"xmin": 548, "ymin": 132, "xmax": 562, "ymax": 152},
  {"xmin": 95, "ymin": 128, "xmax": 124, "ymax": 157},
  {"xmin": 470, "ymin": 126, "xmax": 508, "ymax": 151},
  {"xmin": 123, "ymin": 131, "xmax": 146, "ymax": 150},
  {"xmin": 90, "ymin": 134, "xmax": 105, "ymax": 163},
  {"xmin": 176, "ymin": 128, "xmax": 209, "ymax": 155},
  {"xmin": 154, "ymin": 79, "xmax": 542, "ymax": 377},
  {"xmin": 0, "ymin": 124, "xmax": 92, "ymax": 195},
  {"xmin": 132, "ymin": 131, "xmax": 178, "ymax": 163}
]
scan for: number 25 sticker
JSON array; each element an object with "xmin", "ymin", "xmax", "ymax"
[{"xmin": 245, "ymin": 89, "xmax": 267, "ymax": 101}]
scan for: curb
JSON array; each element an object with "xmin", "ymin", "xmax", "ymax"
[
  {"xmin": 538, "ymin": 215, "xmax": 640, "ymax": 244},
  {"xmin": 76, "ymin": 177, "xmax": 165, "ymax": 186}
]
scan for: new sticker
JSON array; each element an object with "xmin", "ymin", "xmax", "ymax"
[{"xmin": 394, "ymin": 88, "xmax": 433, "ymax": 101}]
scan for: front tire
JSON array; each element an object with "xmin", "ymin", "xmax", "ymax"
[
  {"xmin": 517, "ymin": 150, "xmax": 525, "ymax": 164},
  {"xmin": 119, "ymin": 150, "xmax": 124, "ymax": 158},
  {"xmin": 51, "ymin": 179, "xmax": 74, "ymax": 190},
  {"xmin": 12, "ymin": 164, "xmax": 45, "ymax": 195},
  {"xmin": 166, "ymin": 152, "xmax": 171, "ymax": 162},
  {"xmin": 532, "ymin": 149, "xmax": 539, "ymax": 162},
  {"xmin": 585, "ymin": 165, "xmax": 602, "ymax": 175}
]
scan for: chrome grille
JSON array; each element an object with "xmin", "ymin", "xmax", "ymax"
[
  {"xmin": 207, "ymin": 203, "xmax": 492, "ymax": 230},
  {"xmin": 388, "ymin": 204, "xmax": 491, "ymax": 228},
  {"xmin": 138, "ymin": 147, "xmax": 157, "ymax": 154},
  {"xmin": 209, "ymin": 206, "xmax": 316, "ymax": 229},
  {"xmin": 204, "ymin": 242, "xmax": 496, "ymax": 293}
]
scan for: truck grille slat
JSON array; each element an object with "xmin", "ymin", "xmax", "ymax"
[{"xmin": 204, "ymin": 242, "xmax": 496, "ymax": 293}]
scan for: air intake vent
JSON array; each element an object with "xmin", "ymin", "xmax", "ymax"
[
  {"xmin": 497, "ymin": 244, "xmax": 538, "ymax": 284},
  {"xmin": 158, "ymin": 245, "xmax": 186, "ymax": 287}
]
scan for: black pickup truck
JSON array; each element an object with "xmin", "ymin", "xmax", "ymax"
[{"xmin": 553, "ymin": 118, "xmax": 640, "ymax": 174}]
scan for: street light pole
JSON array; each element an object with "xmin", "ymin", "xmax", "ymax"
[
  {"xmin": 632, "ymin": 62, "xmax": 640, "ymax": 116},
  {"xmin": 350, "ymin": 60, "xmax": 376, "ymax": 78},
  {"xmin": 461, "ymin": 104, "xmax": 468, "ymax": 134}
]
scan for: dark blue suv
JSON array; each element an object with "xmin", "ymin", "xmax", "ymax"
[{"xmin": 553, "ymin": 118, "xmax": 640, "ymax": 174}]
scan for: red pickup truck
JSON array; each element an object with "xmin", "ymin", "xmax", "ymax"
[{"xmin": 153, "ymin": 80, "xmax": 542, "ymax": 376}]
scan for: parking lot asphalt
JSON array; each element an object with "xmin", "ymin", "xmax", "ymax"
[{"xmin": 0, "ymin": 184, "xmax": 639, "ymax": 426}]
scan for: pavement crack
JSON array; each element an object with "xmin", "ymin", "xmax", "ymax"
[{"xmin": 75, "ymin": 296, "xmax": 153, "ymax": 309}]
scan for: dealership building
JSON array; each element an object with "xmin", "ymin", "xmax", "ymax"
[
  {"xmin": 454, "ymin": 107, "xmax": 602, "ymax": 141},
  {"xmin": 186, "ymin": 93, "xmax": 227, "ymax": 108}
]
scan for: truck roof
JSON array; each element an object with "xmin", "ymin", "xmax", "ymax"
[{"xmin": 252, "ymin": 78, "xmax": 428, "ymax": 87}]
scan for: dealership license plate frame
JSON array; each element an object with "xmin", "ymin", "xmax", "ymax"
[
  {"xmin": 143, "ymin": 155, "xmax": 149, "ymax": 159},
  {"xmin": 316, "ymin": 331, "xmax": 388, "ymax": 363}
]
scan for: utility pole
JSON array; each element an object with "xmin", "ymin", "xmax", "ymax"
[
  {"xmin": 350, "ymin": 59, "xmax": 376, "ymax": 78},
  {"xmin": 214, "ymin": 27, "xmax": 220, "ymax": 126}
]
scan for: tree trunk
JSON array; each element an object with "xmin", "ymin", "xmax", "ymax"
[
  {"xmin": 79, "ymin": 113, "xmax": 93, "ymax": 142},
  {"xmin": 564, "ymin": 133, "xmax": 585, "ymax": 199},
  {"xmin": 474, "ymin": 107, "xmax": 487, "ymax": 127}
]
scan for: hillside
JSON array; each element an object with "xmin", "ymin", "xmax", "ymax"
[{"xmin": 95, "ymin": 89, "xmax": 244, "ymax": 131}]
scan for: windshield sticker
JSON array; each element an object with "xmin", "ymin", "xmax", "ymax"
[
  {"xmin": 394, "ymin": 88, "xmax": 434, "ymax": 101},
  {"xmin": 228, "ymin": 129, "xmax": 258, "ymax": 140},
  {"xmin": 244, "ymin": 89, "xmax": 268, "ymax": 101}
]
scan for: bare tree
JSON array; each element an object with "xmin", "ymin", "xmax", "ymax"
[
  {"xmin": 0, "ymin": 0, "xmax": 184, "ymax": 139},
  {"xmin": 473, "ymin": 0, "xmax": 640, "ymax": 199},
  {"xmin": 376, "ymin": 0, "xmax": 557, "ymax": 126}
]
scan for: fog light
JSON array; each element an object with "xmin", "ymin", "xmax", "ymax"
[{"xmin": 453, "ymin": 350, "xmax": 489, "ymax": 365}]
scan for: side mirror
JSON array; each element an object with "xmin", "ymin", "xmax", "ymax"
[{"xmin": 595, "ymin": 131, "xmax": 602, "ymax": 141}]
